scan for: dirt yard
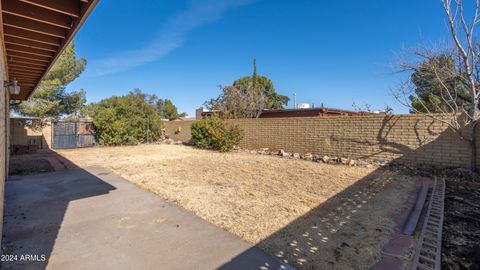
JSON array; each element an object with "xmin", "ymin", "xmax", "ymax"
[
  {"xmin": 442, "ymin": 174, "xmax": 480, "ymax": 270},
  {"xmin": 58, "ymin": 144, "xmax": 417, "ymax": 270},
  {"xmin": 9, "ymin": 155, "xmax": 54, "ymax": 175}
]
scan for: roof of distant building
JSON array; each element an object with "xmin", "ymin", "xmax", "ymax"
[{"xmin": 197, "ymin": 107, "xmax": 376, "ymax": 119}]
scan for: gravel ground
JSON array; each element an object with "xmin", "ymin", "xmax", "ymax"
[{"xmin": 58, "ymin": 144, "xmax": 417, "ymax": 270}]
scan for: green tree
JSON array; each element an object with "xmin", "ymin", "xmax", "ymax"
[
  {"xmin": 232, "ymin": 59, "xmax": 289, "ymax": 109},
  {"xmin": 87, "ymin": 90, "xmax": 162, "ymax": 145},
  {"xmin": 156, "ymin": 99, "xmax": 186, "ymax": 120},
  {"xmin": 14, "ymin": 42, "xmax": 87, "ymax": 119},
  {"xmin": 409, "ymin": 54, "xmax": 470, "ymax": 113},
  {"xmin": 205, "ymin": 83, "xmax": 266, "ymax": 118},
  {"xmin": 205, "ymin": 59, "xmax": 289, "ymax": 118}
]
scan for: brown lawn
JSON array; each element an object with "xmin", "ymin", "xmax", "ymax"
[{"xmin": 58, "ymin": 144, "xmax": 417, "ymax": 270}]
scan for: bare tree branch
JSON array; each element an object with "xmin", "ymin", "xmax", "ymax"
[{"xmin": 393, "ymin": 1, "xmax": 480, "ymax": 171}]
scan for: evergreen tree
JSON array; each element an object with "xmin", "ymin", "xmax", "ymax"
[
  {"xmin": 206, "ymin": 59, "xmax": 289, "ymax": 114},
  {"xmin": 156, "ymin": 99, "xmax": 186, "ymax": 120},
  {"xmin": 14, "ymin": 42, "xmax": 87, "ymax": 119},
  {"xmin": 233, "ymin": 59, "xmax": 289, "ymax": 109},
  {"xmin": 409, "ymin": 54, "xmax": 470, "ymax": 113},
  {"xmin": 252, "ymin": 58, "xmax": 258, "ymax": 85}
]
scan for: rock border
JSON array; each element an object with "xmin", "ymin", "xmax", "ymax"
[
  {"xmin": 233, "ymin": 147, "xmax": 389, "ymax": 169},
  {"xmin": 156, "ymin": 142, "xmax": 391, "ymax": 169}
]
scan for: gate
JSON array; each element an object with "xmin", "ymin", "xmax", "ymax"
[{"xmin": 52, "ymin": 121, "xmax": 96, "ymax": 149}]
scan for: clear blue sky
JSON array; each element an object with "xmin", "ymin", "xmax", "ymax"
[{"xmin": 68, "ymin": 0, "xmax": 451, "ymax": 116}]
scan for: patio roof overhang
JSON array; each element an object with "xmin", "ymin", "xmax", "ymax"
[{"xmin": 1, "ymin": 0, "xmax": 99, "ymax": 100}]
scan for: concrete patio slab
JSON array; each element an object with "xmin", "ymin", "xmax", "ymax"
[{"xmin": 2, "ymin": 166, "xmax": 289, "ymax": 270}]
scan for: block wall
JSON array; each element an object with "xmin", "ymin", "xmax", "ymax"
[
  {"xmin": 9, "ymin": 118, "xmax": 52, "ymax": 149},
  {"xmin": 164, "ymin": 114, "xmax": 478, "ymax": 168},
  {"xmin": 163, "ymin": 120, "xmax": 196, "ymax": 142},
  {"xmin": 233, "ymin": 115, "xmax": 477, "ymax": 168}
]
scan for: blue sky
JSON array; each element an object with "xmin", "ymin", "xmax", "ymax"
[{"xmin": 68, "ymin": 0, "xmax": 451, "ymax": 115}]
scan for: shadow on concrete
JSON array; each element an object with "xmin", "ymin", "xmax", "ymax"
[
  {"xmin": 2, "ymin": 153, "xmax": 115, "ymax": 269},
  {"xmin": 3, "ymin": 153, "xmax": 287, "ymax": 270}
]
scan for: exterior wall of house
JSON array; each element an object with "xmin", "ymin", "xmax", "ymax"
[
  {"xmin": 164, "ymin": 114, "xmax": 479, "ymax": 169},
  {"xmin": 0, "ymin": 16, "xmax": 8, "ymax": 247}
]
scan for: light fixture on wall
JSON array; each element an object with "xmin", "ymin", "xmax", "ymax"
[
  {"xmin": 9, "ymin": 100, "xmax": 22, "ymax": 106},
  {"xmin": 4, "ymin": 79, "xmax": 21, "ymax": 95}
]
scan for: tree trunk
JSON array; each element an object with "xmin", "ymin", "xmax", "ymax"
[{"xmin": 471, "ymin": 122, "xmax": 478, "ymax": 173}]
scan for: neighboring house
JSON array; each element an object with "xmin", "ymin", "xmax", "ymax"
[
  {"xmin": 196, "ymin": 107, "xmax": 376, "ymax": 120},
  {"xmin": 0, "ymin": 0, "xmax": 99, "ymax": 243},
  {"xmin": 173, "ymin": 116, "xmax": 196, "ymax": 121}
]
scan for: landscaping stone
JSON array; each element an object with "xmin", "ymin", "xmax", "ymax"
[
  {"xmin": 277, "ymin": 150, "xmax": 290, "ymax": 157},
  {"xmin": 303, "ymin": 153, "xmax": 313, "ymax": 161},
  {"xmin": 357, "ymin": 160, "xmax": 369, "ymax": 166},
  {"xmin": 371, "ymin": 255, "xmax": 404, "ymax": 270},
  {"xmin": 382, "ymin": 234, "xmax": 412, "ymax": 257},
  {"xmin": 341, "ymin": 239, "xmax": 353, "ymax": 247},
  {"xmin": 242, "ymin": 148, "xmax": 383, "ymax": 168},
  {"xmin": 329, "ymin": 157, "xmax": 339, "ymax": 163}
]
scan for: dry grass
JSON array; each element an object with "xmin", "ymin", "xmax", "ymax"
[{"xmin": 58, "ymin": 144, "xmax": 417, "ymax": 269}]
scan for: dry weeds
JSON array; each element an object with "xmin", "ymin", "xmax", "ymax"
[{"xmin": 58, "ymin": 144, "xmax": 417, "ymax": 270}]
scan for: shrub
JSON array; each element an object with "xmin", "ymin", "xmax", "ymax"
[
  {"xmin": 88, "ymin": 91, "xmax": 162, "ymax": 145},
  {"xmin": 191, "ymin": 117, "xmax": 242, "ymax": 152}
]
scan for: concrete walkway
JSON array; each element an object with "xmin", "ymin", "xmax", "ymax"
[{"xmin": 2, "ymin": 166, "xmax": 289, "ymax": 270}]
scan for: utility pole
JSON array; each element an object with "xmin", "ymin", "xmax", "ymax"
[{"xmin": 146, "ymin": 116, "xmax": 150, "ymax": 144}]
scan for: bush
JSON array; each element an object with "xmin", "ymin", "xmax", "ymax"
[
  {"xmin": 191, "ymin": 117, "xmax": 242, "ymax": 152},
  {"xmin": 88, "ymin": 91, "xmax": 162, "ymax": 145}
]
